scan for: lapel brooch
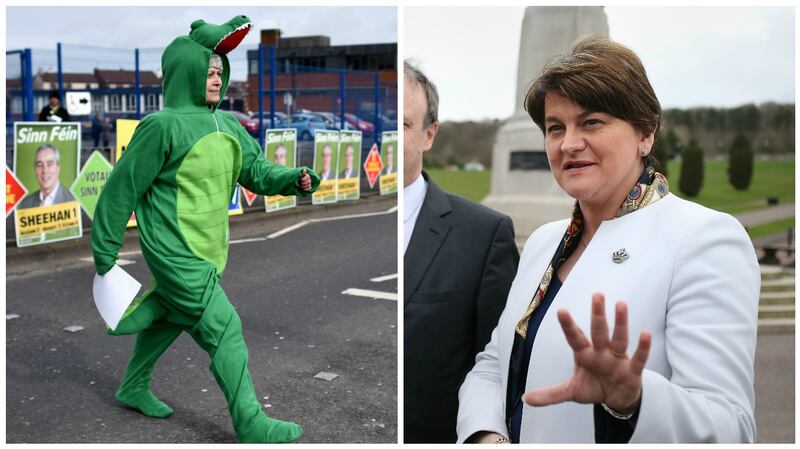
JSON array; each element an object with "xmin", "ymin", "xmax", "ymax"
[{"xmin": 612, "ymin": 248, "xmax": 629, "ymax": 264}]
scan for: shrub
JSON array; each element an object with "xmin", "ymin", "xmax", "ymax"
[
  {"xmin": 728, "ymin": 133, "xmax": 754, "ymax": 190},
  {"xmin": 679, "ymin": 139, "xmax": 704, "ymax": 197}
]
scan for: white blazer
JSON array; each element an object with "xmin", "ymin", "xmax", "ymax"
[{"xmin": 457, "ymin": 193, "xmax": 760, "ymax": 443}]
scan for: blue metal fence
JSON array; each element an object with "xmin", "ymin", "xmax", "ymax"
[
  {"xmin": 6, "ymin": 42, "xmax": 397, "ymax": 191},
  {"xmin": 7, "ymin": 43, "xmax": 397, "ymax": 149}
]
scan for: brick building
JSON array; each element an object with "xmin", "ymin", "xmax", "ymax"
[{"xmin": 245, "ymin": 29, "xmax": 397, "ymax": 118}]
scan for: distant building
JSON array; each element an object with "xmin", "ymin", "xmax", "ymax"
[
  {"xmin": 245, "ymin": 29, "xmax": 397, "ymax": 118},
  {"xmin": 9, "ymin": 69, "xmax": 163, "ymax": 118},
  {"xmin": 93, "ymin": 69, "xmax": 161, "ymax": 114}
]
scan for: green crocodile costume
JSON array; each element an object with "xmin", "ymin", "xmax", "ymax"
[{"xmin": 91, "ymin": 16, "xmax": 319, "ymax": 443}]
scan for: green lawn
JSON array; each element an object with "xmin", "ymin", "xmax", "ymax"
[
  {"xmin": 747, "ymin": 217, "xmax": 796, "ymax": 240},
  {"xmin": 429, "ymin": 161, "xmax": 793, "ymax": 214},
  {"xmin": 665, "ymin": 160, "xmax": 795, "ymax": 215},
  {"xmin": 425, "ymin": 169, "xmax": 492, "ymax": 202}
]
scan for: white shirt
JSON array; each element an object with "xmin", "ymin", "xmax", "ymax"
[
  {"xmin": 403, "ymin": 174, "xmax": 427, "ymax": 254},
  {"xmin": 40, "ymin": 183, "xmax": 60, "ymax": 207}
]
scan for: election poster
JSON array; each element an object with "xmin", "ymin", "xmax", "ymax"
[
  {"xmin": 337, "ymin": 131, "xmax": 362, "ymax": 201},
  {"xmin": 228, "ymin": 184, "xmax": 243, "ymax": 216},
  {"xmin": 70, "ymin": 150, "xmax": 113, "ymax": 219},
  {"xmin": 6, "ymin": 165, "xmax": 28, "ymax": 217},
  {"xmin": 115, "ymin": 119, "xmax": 139, "ymax": 163},
  {"xmin": 116, "ymin": 119, "xmax": 139, "ymax": 227},
  {"xmin": 265, "ymin": 129, "xmax": 298, "ymax": 213},
  {"xmin": 13, "ymin": 122, "xmax": 83, "ymax": 247},
  {"xmin": 379, "ymin": 131, "xmax": 398, "ymax": 195},
  {"xmin": 312, "ymin": 129, "xmax": 340, "ymax": 205}
]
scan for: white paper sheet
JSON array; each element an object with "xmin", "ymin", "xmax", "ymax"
[{"xmin": 92, "ymin": 264, "xmax": 142, "ymax": 331}]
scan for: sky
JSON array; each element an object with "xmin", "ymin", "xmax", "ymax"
[
  {"xmin": 6, "ymin": 6, "xmax": 397, "ymax": 80},
  {"xmin": 404, "ymin": 6, "xmax": 795, "ymax": 121}
]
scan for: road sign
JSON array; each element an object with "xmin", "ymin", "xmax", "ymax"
[
  {"xmin": 66, "ymin": 92, "xmax": 92, "ymax": 116},
  {"xmin": 70, "ymin": 151, "xmax": 113, "ymax": 219},
  {"xmin": 6, "ymin": 166, "xmax": 27, "ymax": 217},
  {"xmin": 241, "ymin": 186, "xmax": 257, "ymax": 206},
  {"xmin": 363, "ymin": 143, "xmax": 383, "ymax": 189}
]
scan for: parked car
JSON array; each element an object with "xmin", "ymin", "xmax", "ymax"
[
  {"xmin": 314, "ymin": 112, "xmax": 356, "ymax": 131},
  {"xmin": 249, "ymin": 111, "xmax": 289, "ymax": 131},
  {"xmin": 343, "ymin": 113, "xmax": 375, "ymax": 134},
  {"xmin": 287, "ymin": 113, "xmax": 331, "ymax": 141},
  {"xmin": 225, "ymin": 110, "xmax": 259, "ymax": 136}
]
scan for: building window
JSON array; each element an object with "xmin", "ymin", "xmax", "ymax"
[
  {"xmin": 109, "ymin": 94, "xmax": 122, "ymax": 112},
  {"xmin": 12, "ymin": 97, "xmax": 23, "ymax": 114},
  {"xmin": 35, "ymin": 96, "xmax": 47, "ymax": 112},
  {"xmin": 127, "ymin": 94, "xmax": 137, "ymax": 111},
  {"xmin": 145, "ymin": 93, "xmax": 158, "ymax": 111}
]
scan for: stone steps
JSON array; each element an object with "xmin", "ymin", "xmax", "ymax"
[
  {"xmin": 758, "ymin": 266, "xmax": 794, "ymax": 334},
  {"xmin": 758, "ymin": 318, "xmax": 795, "ymax": 335},
  {"xmin": 760, "ymin": 291, "xmax": 795, "ymax": 306},
  {"xmin": 760, "ymin": 266, "xmax": 794, "ymax": 281},
  {"xmin": 758, "ymin": 304, "xmax": 795, "ymax": 319},
  {"xmin": 761, "ymin": 278, "xmax": 795, "ymax": 293}
]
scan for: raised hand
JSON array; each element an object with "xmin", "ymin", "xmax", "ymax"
[
  {"xmin": 299, "ymin": 169, "xmax": 312, "ymax": 192},
  {"xmin": 522, "ymin": 292, "xmax": 651, "ymax": 414}
]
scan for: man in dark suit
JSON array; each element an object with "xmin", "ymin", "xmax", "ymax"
[
  {"xmin": 318, "ymin": 144, "xmax": 334, "ymax": 181},
  {"xmin": 338, "ymin": 144, "xmax": 358, "ymax": 179},
  {"xmin": 18, "ymin": 144, "xmax": 77, "ymax": 209},
  {"xmin": 403, "ymin": 61, "xmax": 520, "ymax": 443},
  {"xmin": 382, "ymin": 143, "xmax": 395, "ymax": 175}
]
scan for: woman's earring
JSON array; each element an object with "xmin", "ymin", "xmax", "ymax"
[{"xmin": 641, "ymin": 147, "xmax": 649, "ymax": 157}]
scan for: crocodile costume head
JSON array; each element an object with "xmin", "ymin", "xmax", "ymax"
[{"xmin": 162, "ymin": 15, "xmax": 252, "ymax": 111}]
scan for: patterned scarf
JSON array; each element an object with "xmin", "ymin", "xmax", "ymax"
[{"xmin": 514, "ymin": 165, "xmax": 669, "ymax": 338}]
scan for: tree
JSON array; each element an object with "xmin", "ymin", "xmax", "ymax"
[
  {"xmin": 679, "ymin": 139, "xmax": 704, "ymax": 197},
  {"xmin": 728, "ymin": 133, "xmax": 754, "ymax": 190},
  {"xmin": 651, "ymin": 138, "xmax": 669, "ymax": 178},
  {"xmin": 662, "ymin": 127, "xmax": 682, "ymax": 160}
]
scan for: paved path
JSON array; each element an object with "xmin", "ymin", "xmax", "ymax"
[
  {"xmin": 7, "ymin": 202, "xmax": 397, "ymax": 443},
  {"xmin": 736, "ymin": 203, "xmax": 795, "ymax": 228},
  {"xmin": 754, "ymin": 333, "xmax": 795, "ymax": 443}
]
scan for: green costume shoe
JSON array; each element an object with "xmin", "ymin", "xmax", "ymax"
[
  {"xmin": 91, "ymin": 15, "xmax": 318, "ymax": 443},
  {"xmin": 116, "ymin": 389, "xmax": 174, "ymax": 418}
]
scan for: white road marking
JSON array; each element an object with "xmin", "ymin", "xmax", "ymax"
[
  {"xmin": 308, "ymin": 207, "xmax": 396, "ymax": 224},
  {"xmin": 341, "ymin": 288, "xmax": 398, "ymax": 301},
  {"xmin": 79, "ymin": 257, "xmax": 135, "ymax": 266},
  {"xmin": 77, "ymin": 205, "xmax": 397, "ymax": 262},
  {"xmin": 119, "ymin": 250, "xmax": 142, "ymax": 257},
  {"xmin": 230, "ymin": 236, "xmax": 267, "ymax": 244},
  {"xmin": 267, "ymin": 220, "xmax": 310, "ymax": 239},
  {"xmin": 370, "ymin": 273, "xmax": 398, "ymax": 283}
]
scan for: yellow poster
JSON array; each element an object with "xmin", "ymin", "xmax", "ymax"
[
  {"xmin": 115, "ymin": 119, "xmax": 139, "ymax": 163},
  {"xmin": 379, "ymin": 173, "xmax": 397, "ymax": 193},
  {"xmin": 337, "ymin": 178, "xmax": 359, "ymax": 197},
  {"xmin": 115, "ymin": 119, "xmax": 140, "ymax": 227},
  {"xmin": 16, "ymin": 201, "xmax": 81, "ymax": 245}
]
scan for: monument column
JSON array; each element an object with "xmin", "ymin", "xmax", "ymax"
[{"xmin": 483, "ymin": 6, "xmax": 609, "ymax": 246}]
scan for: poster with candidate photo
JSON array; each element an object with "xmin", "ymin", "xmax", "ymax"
[
  {"xmin": 265, "ymin": 129, "xmax": 298, "ymax": 212},
  {"xmin": 312, "ymin": 129, "xmax": 340, "ymax": 205},
  {"xmin": 379, "ymin": 131, "xmax": 398, "ymax": 195},
  {"xmin": 13, "ymin": 122, "xmax": 83, "ymax": 247},
  {"xmin": 337, "ymin": 130, "xmax": 362, "ymax": 201}
]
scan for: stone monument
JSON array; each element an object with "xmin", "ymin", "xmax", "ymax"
[{"xmin": 482, "ymin": 6, "xmax": 609, "ymax": 246}]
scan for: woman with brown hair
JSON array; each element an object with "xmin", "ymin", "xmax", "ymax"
[{"xmin": 457, "ymin": 36, "xmax": 759, "ymax": 443}]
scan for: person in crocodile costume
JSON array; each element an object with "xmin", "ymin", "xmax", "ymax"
[{"xmin": 91, "ymin": 16, "xmax": 319, "ymax": 443}]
